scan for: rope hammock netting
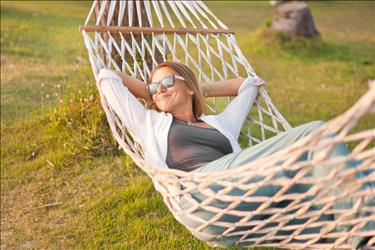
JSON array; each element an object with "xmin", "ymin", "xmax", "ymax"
[{"xmin": 80, "ymin": 1, "xmax": 375, "ymax": 249}]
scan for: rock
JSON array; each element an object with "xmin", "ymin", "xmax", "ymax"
[{"xmin": 271, "ymin": 1, "xmax": 320, "ymax": 38}]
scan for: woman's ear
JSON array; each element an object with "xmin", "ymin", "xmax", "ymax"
[{"xmin": 188, "ymin": 88, "xmax": 194, "ymax": 96}]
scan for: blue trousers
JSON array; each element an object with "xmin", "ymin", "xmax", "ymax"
[{"xmin": 176, "ymin": 121, "xmax": 374, "ymax": 248}]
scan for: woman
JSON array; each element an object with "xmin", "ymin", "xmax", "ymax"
[
  {"xmin": 98, "ymin": 61, "xmax": 320, "ymax": 172},
  {"xmin": 97, "ymin": 62, "xmax": 372, "ymax": 248}
]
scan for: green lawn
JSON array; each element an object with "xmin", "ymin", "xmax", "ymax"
[{"xmin": 1, "ymin": 1, "xmax": 374, "ymax": 249}]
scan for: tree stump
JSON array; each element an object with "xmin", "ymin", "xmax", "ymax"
[{"xmin": 271, "ymin": 1, "xmax": 319, "ymax": 38}]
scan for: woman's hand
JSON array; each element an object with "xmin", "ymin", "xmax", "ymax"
[
  {"xmin": 202, "ymin": 77, "xmax": 245, "ymax": 97},
  {"xmin": 113, "ymin": 70, "xmax": 151, "ymax": 102}
]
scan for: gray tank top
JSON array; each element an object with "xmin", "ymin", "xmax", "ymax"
[{"xmin": 166, "ymin": 119, "xmax": 233, "ymax": 172}]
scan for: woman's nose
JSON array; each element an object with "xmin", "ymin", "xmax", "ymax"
[{"xmin": 156, "ymin": 83, "xmax": 166, "ymax": 93}]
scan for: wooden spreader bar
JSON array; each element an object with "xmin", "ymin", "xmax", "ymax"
[{"xmin": 79, "ymin": 25, "xmax": 235, "ymax": 35}]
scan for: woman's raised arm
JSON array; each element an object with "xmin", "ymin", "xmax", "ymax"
[
  {"xmin": 213, "ymin": 76, "xmax": 265, "ymax": 139},
  {"xmin": 202, "ymin": 77, "xmax": 245, "ymax": 97},
  {"xmin": 112, "ymin": 70, "xmax": 151, "ymax": 102}
]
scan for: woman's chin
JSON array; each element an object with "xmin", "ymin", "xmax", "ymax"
[{"xmin": 158, "ymin": 105, "xmax": 171, "ymax": 113}]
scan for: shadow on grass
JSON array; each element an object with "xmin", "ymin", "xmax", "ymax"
[
  {"xmin": 250, "ymin": 27, "xmax": 374, "ymax": 65},
  {"xmin": 1, "ymin": 5, "xmax": 84, "ymax": 60},
  {"xmin": 0, "ymin": 3, "xmax": 84, "ymax": 26}
]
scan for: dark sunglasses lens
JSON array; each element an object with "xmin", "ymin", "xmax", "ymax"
[
  {"xmin": 148, "ymin": 76, "xmax": 174, "ymax": 95},
  {"xmin": 161, "ymin": 76, "xmax": 174, "ymax": 88},
  {"xmin": 148, "ymin": 82, "xmax": 158, "ymax": 95}
]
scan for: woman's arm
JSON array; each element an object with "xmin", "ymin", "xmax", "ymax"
[
  {"xmin": 112, "ymin": 70, "xmax": 151, "ymax": 102},
  {"xmin": 214, "ymin": 76, "xmax": 264, "ymax": 139},
  {"xmin": 202, "ymin": 77, "xmax": 245, "ymax": 97},
  {"xmin": 98, "ymin": 69, "xmax": 156, "ymax": 144}
]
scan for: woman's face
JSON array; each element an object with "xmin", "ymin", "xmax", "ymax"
[{"xmin": 150, "ymin": 67, "xmax": 194, "ymax": 113}]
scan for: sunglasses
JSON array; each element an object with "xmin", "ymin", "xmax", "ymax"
[{"xmin": 146, "ymin": 75, "xmax": 185, "ymax": 95}]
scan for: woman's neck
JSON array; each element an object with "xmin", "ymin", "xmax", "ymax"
[{"xmin": 171, "ymin": 110, "xmax": 197, "ymax": 123}]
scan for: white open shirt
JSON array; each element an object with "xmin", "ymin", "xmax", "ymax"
[{"xmin": 98, "ymin": 69, "xmax": 264, "ymax": 169}]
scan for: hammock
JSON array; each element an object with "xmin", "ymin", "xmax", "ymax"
[{"xmin": 80, "ymin": 1, "xmax": 375, "ymax": 249}]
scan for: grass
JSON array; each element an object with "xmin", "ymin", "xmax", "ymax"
[{"xmin": 1, "ymin": 1, "xmax": 374, "ymax": 249}]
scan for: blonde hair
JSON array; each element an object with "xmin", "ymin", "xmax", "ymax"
[{"xmin": 147, "ymin": 61, "xmax": 206, "ymax": 118}]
